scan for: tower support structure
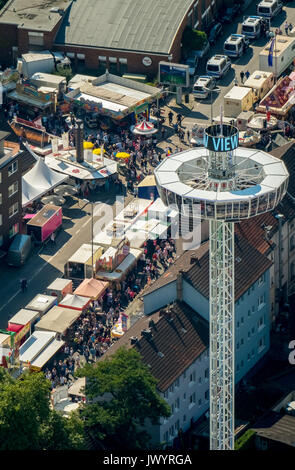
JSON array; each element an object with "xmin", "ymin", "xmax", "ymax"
[{"xmin": 209, "ymin": 220, "xmax": 235, "ymax": 450}]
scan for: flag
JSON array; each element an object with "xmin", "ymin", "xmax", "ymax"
[{"xmin": 268, "ymin": 38, "xmax": 275, "ymax": 67}]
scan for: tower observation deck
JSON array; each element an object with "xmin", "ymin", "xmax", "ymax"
[{"xmin": 154, "ymin": 123, "xmax": 288, "ymax": 450}]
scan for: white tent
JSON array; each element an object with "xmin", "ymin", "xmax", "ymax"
[{"xmin": 22, "ymin": 146, "xmax": 68, "ymax": 207}]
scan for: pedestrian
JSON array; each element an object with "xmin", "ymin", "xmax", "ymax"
[
  {"xmin": 234, "ymin": 76, "xmax": 238, "ymax": 86},
  {"xmin": 168, "ymin": 111, "xmax": 173, "ymax": 125},
  {"xmin": 187, "ymin": 129, "xmax": 190, "ymax": 142},
  {"xmin": 240, "ymin": 71, "xmax": 245, "ymax": 83},
  {"xmin": 284, "ymin": 21, "xmax": 289, "ymax": 35},
  {"xmin": 245, "ymin": 70, "xmax": 250, "ymax": 80},
  {"xmin": 289, "ymin": 23, "xmax": 293, "ymax": 33},
  {"xmin": 20, "ymin": 279, "xmax": 27, "ymax": 292}
]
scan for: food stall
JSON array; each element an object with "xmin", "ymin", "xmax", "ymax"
[
  {"xmin": 114, "ymin": 198, "xmax": 153, "ymax": 225},
  {"xmin": 7, "ymin": 314, "xmax": 34, "ymax": 359},
  {"xmin": 8, "ymin": 80, "xmax": 57, "ymax": 118},
  {"xmin": 96, "ymin": 247, "xmax": 143, "ymax": 285},
  {"xmin": 73, "ymin": 278, "xmax": 109, "ymax": 300},
  {"xmin": 26, "ymin": 205, "xmax": 62, "ymax": 244},
  {"xmin": 137, "ymin": 175, "xmax": 159, "ymax": 200},
  {"xmin": 256, "ymin": 73, "xmax": 295, "ymax": 119},
  {"xmin": 35, "ymin": 305, "xmax": 83, "ymax": 338},
  {"xmin": 0, "ymin": 331, "xmax": 15, "ymax": 367},
  {"xmin": 8, "ymin": 308, "xmax": 40, "ymax": 334},
  {"xmin": 19, "ymin": 330, "xmax": 64, "ymax": 371},
  {"xmin": 92, "ymin": 221, "xmax": 131, "ymax": 247},
  {"xmin": 147, "ymin": 197, "xmax": 179, "ymax": 223},
  {"xmin": 96, "ymin": 239, "xmax": 130, "ymax": 273},
  {"xmin": 64, "ymin": 243, "xmax": 104, "ymax": 280},
  {"xmin": 58, "ymin": 294, "xmax": 91, "ymax": 311},
  {"xmin": 46, "ymin": 278, "xmax": 73, "ymax": 302},
  {"xmin": 25, "ymin": 294, "xmax": 58, "ymax": 317}
]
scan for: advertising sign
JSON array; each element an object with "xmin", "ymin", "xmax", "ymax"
[{"xmin": 158, "ymin": 61, "xmax": 189, "ymax": 87}]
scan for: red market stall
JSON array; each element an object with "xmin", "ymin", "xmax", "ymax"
[
  {"xmin": 58, "ymin": 294, "xmax": 91, "ymax": 311},
  {"xmin": 73, "ymin": 277, "xmax": 109, "ymax": 300},
  {"xmin": 6, "ymin": 322, "xmax": 31, "ymax": 359}
]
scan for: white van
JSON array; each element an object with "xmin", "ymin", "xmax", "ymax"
[
  {"xmin": 206, "ymin": 55, "xmax": 231, "ymax": 79},
  {"xmin": 257, "ymin": 0, "xmax": 283, "ymax": 19},
  {"xmin": 241, "ymin": 16, "xmax": 264, "ymax": 39},
  {"xmin": 224, "ymin": 34, "xmax": 249, "ymax": 58},
  {"xmin": 193, "ymin": 76, "xmax": 216, "ymax": 99}
]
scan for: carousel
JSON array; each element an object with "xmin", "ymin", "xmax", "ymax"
[
  {"xmin": 238, "ymin": 129, "xmax": 261, "ymax": 147},
  {"xmin": 248, "ymin": 113, "xmax": 278, "ymax": 131},
  {"xmin": 131, "ymin": 119, "xmax": 158, "ymax": 135}
]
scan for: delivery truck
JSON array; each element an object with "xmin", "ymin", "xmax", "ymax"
[
  {"xmin": 7, "ymin": 234, "xmax": 32, "ymax": 266},
  {"xmin": 223, "ymin": 86, "xmax": 254, "ymax": 118},
  {"xmin": 17, "ymin": 51, "xmax": 71, "ymax": 79},
  {"xmin": 26, "ymin": 204, "xmax": 62, "ymax": 244}
]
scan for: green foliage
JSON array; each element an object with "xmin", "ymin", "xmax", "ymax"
[
  {"xmin": 53, "ymin": 66, "xmax": 73, "ymax": 83},
  {"xmin": 0, "ymin": 369, "xmax": 86, "ymax": 450},
  {"xmin": 76, "ymin": 347, "xmax": 171, "ymax": 449},
  {"xmin": 235, "ymin": 429, "xmax": 256, "ymax": 450},
  {"xmin": 182, "ymin": 27, "xmax": 207, "ymax": 52}
]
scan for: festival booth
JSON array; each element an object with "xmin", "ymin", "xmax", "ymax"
[
  {"xmin": 147, "ymin": 197, "xmax": 179, "ymax": 223},
  {"xmin": 46, "ymin": 278, "xmax": 73, "ymax": 302},
  {"xmin": 30, "ymin": 72, "xmax": 66, "ymax": 100},
  {"xmin": 19, "ymin": 330, "xmax": 64, "ymax": 371},
  {"xmin": 25, "ymin": 294, "xmax": 58, "ymax": 317},
  {"xmin": 73, "ymin": 278, "xmax": 109, "ymax": 300},
  {"xmin": 137, "ymin": 175, "xmax": 159, "ymax": 200},
  {"xmin": 35, "ymin": 305, "xmax": 82, "ymax": 338},
  {"xmin": 26, "ymin": 205, "xmax": 62, "ymax": 244},
  {"xmin": 7, "ymin": 309, "xmax": 38, "ymax": 358},
  {"xmin": 64, "ymin": 243, "xmax": 104, "ymax": 280},
  {"xmin": 8, "ymin": 80, "xmax": 57, "ymax": 118},
  {"xmin": 92, "ymin": 221, "xmax": 131, "ymax": 247},
  {"xmin": 96, "ymin": 239, "xmax": 130, "ymax": 273},
  {"xmin": 114, "ymin": 198, "xmax": 153, "ymax": 225},
  {"xmin": 64, "ymin": 72, "xmax": 161, "ymax": 125},
  {"xmin": 0, "ymin": 331, "xmax": 15, "ymax": 367},
  {"xmin": 22, "ymin": 156, "xmax": 68, "ymax": 208},
  {"xmin": 256, "ymin": 72, "xmax": 295, "ymax": 119},
  {"xmin": 9, "ymin": 116, "xmax": 54, "ymax": 150},
  {"xmin": 0, "ymin": 68, "xmax": 19, "ymax": 102},
  {"xmin": 58, "ymin": 294, "xmax": 91, "ymax": 311}
]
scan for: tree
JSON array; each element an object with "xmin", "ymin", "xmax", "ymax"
[
  {"xmin": 0, "ymin": 369, "xmax": 86, "ymax": 450},
  {"xmin": 182, "ymin": 27, "xmax": 207, "ymax": 52},
  {"xmin": 76, "ymin": 347, "xmax": 171, "ymax": 449}
]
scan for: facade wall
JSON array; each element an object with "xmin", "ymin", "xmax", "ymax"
[
  {"xmin": 0, "ymin": 153, "xmax": 22, "ymax": 249},
  {"xmin": 144, "ymin": 281, "xmax": 177, "ymax": 315},
  {"xmin": 0, "ymin": 23, "xmax": 18, "ymax": 66}
]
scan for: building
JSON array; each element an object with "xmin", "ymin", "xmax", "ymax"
[
  {"xmin": 252, "ymin": 411, "xmax": 295, "ymax": 450},
  {"xmin": 0, "ymin": 0, "xmax": 220, "ymax": 75},
  {"xmin": 100, "ymin": 235, "xmax": 272, "ymax": 446},
  {"xmin": 0, "ymin": 131, "xmax": 23, "ymax": 250}
]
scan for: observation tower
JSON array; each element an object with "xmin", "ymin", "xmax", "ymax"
[{"xmin": 154, "ymin": 123, "xmax": 288, "ymax": 450}]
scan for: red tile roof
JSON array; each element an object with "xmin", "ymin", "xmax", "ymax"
[{"xmin": 101, "ymin": 301, "xmax": 209, "ymax": 392}]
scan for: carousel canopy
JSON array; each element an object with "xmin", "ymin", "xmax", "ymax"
[
  {"xmin": 22, "ymin": 152, "xmax": 68, "ymax": 207},
  {"xmin": 132, "ymin": 120, "xmax": 158, "ymax": 135}
]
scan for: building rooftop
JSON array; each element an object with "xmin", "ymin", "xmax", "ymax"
[
  {"xmin": 252, "ymin": 411, "xmax": 295, "ymax": 447},
  {"xmin": 270, "ymin": 140, "xmax": 295, "ymax": 198},
  {"xmin": 224, "ymin": 86, "xmax": 252, "ymax": 100},
  {"xmin": 0, "ymin": 0, "xmax": 71, "ymax": 31},
  {"xmin": 101, "ymin": 301, "xmax": 209, "ymax": 392},
  {"xmin": 244, "ymin": 70, "xmax": 273, "ymax": 89},
  {"xmin": 260, "ymin": 35, "xmax": 295, "ymax": 56},
  {"xmin": 55, "ymin": 0, "xmax": 194, "ymax": 54},
  {"xmin": 143, "ymin": 235, "xmax": 272, "ymax": 301}
]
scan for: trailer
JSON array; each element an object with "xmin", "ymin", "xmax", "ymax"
[
  {"xmin": 243, "ymin": 70, "xmax": 274, "ymax": 103},
  {"xmin": 259, "ymin": 36, "xmax": 295, "ymax": 77},
  {"xmin": 223, "ymin": 86, "xmax": 254, "ymax": 118},
  {"xmin": 26, "ymin": 204, "xmax": 62, "ymax": 244}
]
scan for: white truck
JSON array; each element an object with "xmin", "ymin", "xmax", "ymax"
[
  {"xmin": 259, "ymin": 35, "xmax": 295, "ymax": 77},
  {"xmin": 17, "ymin": 51, "xmax": 71, "ymax": 78}
]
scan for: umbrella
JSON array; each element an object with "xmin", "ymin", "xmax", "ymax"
[
  {"xmin": 83, "ymin": 141, "xmax": 94, "ymax": 149},
  {"xmin": 116, "ymin": 152, "xmax": 130, "ymax": 159},
  {"xmin": 54, "ymin": 185, "xmax": 77, "ymax": 197},
  {"xmin": 93, "ymin": 148, "xmax": 105, "ymax": 155},
  {"xmin": 132, "ymin": 120, "xmax": 158, "ymax": 135},
  {"xmin": 41, "ymin": 195, "xmax": 66, "ymax": 206}
]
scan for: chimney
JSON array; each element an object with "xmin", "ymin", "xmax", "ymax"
[
  {"xmin": 190, "ymin": 256, "xmax": 200, "ymax": 266},
  {"xmin": 141, "ymin": 328, "xmax": 153, "ymax": 340},
  {"xmin": 176, "ymin": 269, "xmax": 184, "ymax": 302},
  {"xmin": 130, "ymin": 336, "xmax": 139, "ymax": 345},
  {"xmin": 149, "ymin": 319, "xmax": 156, "ymax": 329},
  {"xmin": 75, "ymin": 119, "xmax": 84, "ymax": 163}
]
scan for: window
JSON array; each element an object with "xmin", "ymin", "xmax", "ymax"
[
  {"xmin": 28, "ymin": 31, "xmax": 44, "ymax": 46},
  {"xmin": 290, "ymin": 235, "xmax": 295, "ymax": 251},
  {"xmin": 241, "ymin": 338, "xmax": 244, "ymax": 346},
  {"xmin": 189, "ymin": 371, "xmax": 196, "ymax": 383},
  {"xmin": 109, "ymin": 57, "xmax": 118, "ymax": 74},
  {"xmin": 189, "ymin": 393, "xmax": 196, "ymax": 408},
  {"xmin": 183, "ymin": 371, "xmax": 186, "ymax": 379},
  {"xmin": 175, "ymin": 378, "xmax": 180, "ymax": 388},
  {"xmin": 258, "ymin": 273, "xmax": 265, "ymax": 286},
  {"xmin": 183, "ymin": 393, "xmax": 186, "ymax": 400},
  {"xmin": 119, "ymin": 58, "xmax": 127, "ymax": 75},
  {"xmin": 252, "ymin": 326, "xmax": 255, "ymax": 334},
  {"xmin": 8, "ymin": 181, "xmax": 18, "ymax": 197},
  {"xmin": 198, "ymin": 398, "xmax": 202, "ymax": 406},
  {"xmin": 251, "ymin": 285, "xmax": 255, "ymax": 291},
  {"xmin": 258, "ymin": 294, "xmax": 265, "ymax": 309},
  {"xmin": 237, "ymin": 341, "xmax": 240, "ymax": 350},
  {"xmin": 175, "ymin": 398, "xmax": 180, "ymax": 410},
  {"xmin": 183, "ymin": 414, "xmax": 186, "ymax": 422},
  {"xmin": 248, "ymin": 309, "xmax": 251, "ymax": 317},
  {"xmin": 9, "ymin": 222, "xmax": 19, "ymax": 238},
  {"xmin": 258, "ymin": 316, "xmax": 264, "ymax": 331},
  {"xmin": 241, "ymin": 317, "xmax": 244, "ymax": 325},
  {"xmin": 236, "ymin": 364, "xmax": 240, "ymax": 372},
  {"xmin": 9, "ymin": 202, "xmax": 18, "ymax": 218},
  {"xmin": 205, "ymin": 368, "xmax": 209, "ymax": 379},
  {"xmin": 169, "ymin": 385, "xmax": 174, "ymax": 394},
  {"xmin": 164, "ymin": 390, "xmax": 168, "ymax": 398},
  {"xmin": 205, "ymin": 390, "xmax": 209, "ymax": 401},
  {"xmin": 8, "ymin": 161, "xmax": 18, "ymax": 176},
  {"xmin": 248, "ymin": 289, "xmax": 250, "ymax": 296},
  {"xmin": 198, "ymin": 377, "xmax": 202, "ymax": 384},
  {"xmin": 164, "ymin": 431, "xmax": 168, "ymax": 442},
  {"xmin": 98, "ymin": 56, "xmax": 107, "ymax": 74},
  {"xmin": 237, "ymin": 321, "xmax": 240, "ymax": 328},
  {"xmin": 258, "ymin": 336, "xmax": 265, "ymax": 353},
  {"xmin": 171, "ymin": 404, "xmax": 174, "ymax": 413},
  {"xmin": 169, "ymin": 425, "xmax": 174, "ymax": 437}
]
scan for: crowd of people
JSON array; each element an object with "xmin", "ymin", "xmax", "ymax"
[{"xmin": 44, "ymin": 236, "xmax": 176, "ymax": 390}]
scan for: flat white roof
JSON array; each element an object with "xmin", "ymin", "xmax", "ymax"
[
  {"xmin": 260, "ymin": 36, "xmax": 295, "ymax": 56},
  {"xmin": 224, "ymin": 86, "xmax": 252, "ymax": 100},
  {"xmin": 68, "ymin": 243, "xmax": 95, "ymax": 264},
  {"xmin": 244, "ymin": 70, "xmax": 273, "ymax": 89},
  {"xmin": 96, "ymin": 248, "xmax": 142, "ymax": 281},
  {"xmin": 20, "ymin": 331, "xmax": 56, "ymax": 363},
  {"xmin": 30, "ymin": 72, "xmax": 66, "ymax": 84},
  {"xmin": 31, "ymin": 338, "xmax": 65, "ymax": 370},
  {"xmin": 26, "ymin": 294, "xmax": 57, "ymax": 313},
  {"xmin": 9, "ymin": 308, "xmax": 39, "ymax": 326},
  {"xmin": 47, "ymin": 278, "xmax": 72, "ymax": 291},
  {"xmin": 76, "ymin": 91, "xmax": 128, "ymax": 112}
]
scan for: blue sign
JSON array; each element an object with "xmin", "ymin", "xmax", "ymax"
[{"xmin": 203, "ymin": 132, "xmax": 239, "ymax": 152}]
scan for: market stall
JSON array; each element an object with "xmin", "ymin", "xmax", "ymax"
[
  {"xmin": 73, "ymin": 277, "xmax": 109, "ymax": 300},
  {"xmin": 114, "ymin": 198, "xmax": 153, "ymax": 224},
  {"xmin": 0, "ymin": 331, "xmax": 15, "ymax": 367},
  {"xmin": 96, "ymin": 247, "xmax": 143, "ymax": 284},
  {"xmin": 64, "ymin": 243, "xmax": 104, "ymax": 280},
  {"xmin": 46, "ymin": 278, "xmax": 73, "ymax": 302},
  {"xmin": 6, "ymin": 321, "xmax": 31, "ymax": 359},
  {"xmin": 58, "ymin": 294, "xmax": 91, "ymax": 311},
  {"xmin": 147, "ymin": 197, "xmax": 179, "ymax": 223},
  {"xmin": 19, "ymin": 330, "xmax": 64, "ymax": 371},
  {"xmin": 35, "ymin": 305, "xmax": 83, "ymax": 337},
  {"xmin": 8, "ymin": 308, "xmax": 40, "ymax": 334},
  {"xmin": 137, "ymin": 175, "xmax": 159, "ymax": 200},
  {"xmin": 25, "ymin": 294, "xmax": 58, "ymax": 317},
  {"xmin": 8, "ymin": 80, "xmax": 57, "ymax": 118},
  {"xmin": 26, "ymin": 205, "xmax": 63, "ymax": 243},
  {"xmin": 92, "ymin": 221, "xmax": 131, "ymax": 247}
]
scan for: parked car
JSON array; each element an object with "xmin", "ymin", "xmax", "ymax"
[
  {"xmin": 7, "ymin": 234, "xmax": 32, "ymax": 267},
  {"xmin": 206, "ymin": 54, "xmax": 231, "ymax": 79},
  {"xmin": 192, "ymin": 40, "xmax": 210, "ymax": 59},
  {"xmin": 221, "ymin": 5, "xmax": 240, "ymax": 23},
  {"xmin": 185, "ymin": 55, "xmax": 199, "ymax": 76},
  {"xmin": 208, "ymin": 22, "xmax": 223, "ymax": 44}
]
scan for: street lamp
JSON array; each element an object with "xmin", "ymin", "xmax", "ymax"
[
  {"xmin": 203, "ymin": 86, "xmax": 221, "ymax": 123},
  {"xmin": 82, "ymin": 198, "xmax": 94, "ymax": 278}
]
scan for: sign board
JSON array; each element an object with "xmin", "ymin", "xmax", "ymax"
[
  {"xmin": 203, "ymin": 130, "xmax": 239, "ymax": 152},
  {"xmin": 158, "ymin": 61, "xmax": 189, "ymax": 87}
]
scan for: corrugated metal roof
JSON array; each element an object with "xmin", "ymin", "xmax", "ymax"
[{"xmin": 55, "ymin": 0, "xmax": 193, "ymax": 54}]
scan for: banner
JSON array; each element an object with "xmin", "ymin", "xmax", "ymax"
[
  {"xmin": 51, "ymin": 138, "xmax": 59, "ymax": 154},
  {"xmin": 268, "ymin": 38, "xmax": 275, "ymax": 67}
]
